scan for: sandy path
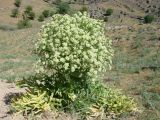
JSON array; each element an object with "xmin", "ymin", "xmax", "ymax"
[{"xmin": 0, "ymin": 81, "xmax": 24, "ymax": 120}]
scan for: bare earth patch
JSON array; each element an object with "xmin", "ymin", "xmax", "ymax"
[{"xmin": 0, "ymin": 81, "xmax": 25, "ymax": 120}]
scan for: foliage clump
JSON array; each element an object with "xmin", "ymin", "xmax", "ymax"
[
  {"xmin": 105, "ymin": 8, "xmax": 113, "ymax": 16},
  {"xmin": 36, "ymin": 12, "xmax": 113, "ymax": 80},
  {"xmin": 12, "ymin": 12, "xmax": 136, "ymax": 119},
  {"xmin": 49, "ymin": 10, "xmax": 55, "ymax": 17},
  {"xmin": 14, "ymin": 0, "xmax": 21, "ymax": 7},
  {"xmin": 57, "ymin": 2, "xmax": 70, "ymax": 14},
  {"xmin": 42, "ymin": 10, "xmax": 50, "ymax": 18},
  {"xmin": 38, "ymin": 14, "xmax": 45, "ymax": 22},
  {"xmin": 24, "ymin": 6, "xmax": 33, "ymax": 13},
  {"xmin": 80, "ymin": 6, "xmax": 88, "ymax": 13},
  {"xmin": 38, "ymin": 10, "xmax": 55, "ymax": 22},
  {"xmin": 17, "ymin": 19, "xmax": 31, "ymax": 29},
  {"xmin": 10, "ymin": 8, "xmax": 19, "ymax": 18},
  {"xmin": 144, "ymin": 15, "xmax": 154, "ymax": 23},
  {"xmin": 23, "ymin": 5, "xmax": 35, "ymax": 20}
]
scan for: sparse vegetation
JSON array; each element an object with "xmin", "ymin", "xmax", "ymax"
[
  {"xmin": 38, "ymin": 14, "xmax": 45, "ymax": 22},
  {"xmin": 17, "ymin": 19, "xmax": 31, "ymax": 29},
  {"xmin": 10, "ymin": 8, "xmax": 19, "ymax": 17},
  {"xmin": 0, "ymin": 24, "xmax": 16, "ymax": 31},
  {"xmin": 132, "ymin": 34, "xmax": 143, "ymax": 49},
  {"xmin": 38, "ymin": 10, "xmax": 52, "ymax": 22},
  {"xmin": 14, "ymin": 0, "xmax": 21, "ymax": 7}
]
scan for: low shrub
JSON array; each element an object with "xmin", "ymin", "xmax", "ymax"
[
  {"xmin": 105, "ymin": 8, "xmax": 113, "ymax": 16},
  {"xmin": 57, "ymin": 2, "xmax": 70, "ymax": 14},
  {"xmin": 10, "ymin": 8, "xmax": 19, "ymax": 18},
  {"xmin": 27, "ymin": 11, "xmax": 35, "ymax": 20},
  {"xmin": 80, "ymin": 6, "xmax": 88, "ymax": 13},
  {"xmin": 23, "ymin": 6, "xmax": 35, "ymax": 20},
  {"xmin": 14, "ymin": 0, "xmax": 21, "ymax": 7},
  {"xmin": 17, "ymin": 19, "xmax": 31, "ymax": 29},
  {"xmin": 42, "ymin": 10, "xmax": 50, "ymax": 18},
  {"xmin": 144, "ymin": 15, "xmax": 154, "ymax": 23},
  {"xmin": 24, "ymin": 5, "xmax": 33, "ymax": 14},
  {"xmin": 49, "ymin": 10, "xmax": 55, "ymax": 17},
  {"xmin": 38, "ymin": 15, "xmax": 45, "ymax": 22}
]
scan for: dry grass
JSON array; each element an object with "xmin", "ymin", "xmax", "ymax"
[
  {"xmin": 0, "ymin": 0, "xmax": 49, "ymax": 25},
  {"xmin": 105, "ymin": 24, "xmax": 160, "ymax": 120},
  {"xmin": 0, "ymin": 0, "xmax": 50, "ymax": 82},
  {"xmin": 0, "ymin": 27, "xmax": 40, "ymax": 82}
]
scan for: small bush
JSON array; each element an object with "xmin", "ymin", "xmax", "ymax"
[
  {"xmin": 24, "ymin": 5, "xmax": 33, "ymax": 14},
  {"xmin": 49, "ymin": 10, "xmax": 55, "ymax": 17},
  {"xmin": 42, "ymin": 10, "xmax": 50, "ymax": 18},
  {"xmin": 106, "ymin": 8, "xmax": 113, "ymax": 16},
  {"xmin": 28, "ymin": 11, "xmax": 35, "ymax": 20},
  {"xmin": 57, "ymin": 2, "xmax": 70, "ymax": 14},
  {"xmin": 80, "ymin": 6, "xmax": 88, "ymax": 13},
  {"xmin": 38, "ymin": 15, "xmax": 45, "ymax": 22},
  {"xmin": 10, "ymin": 8, "xmax": 19, "ymax": 17},
  {"xmin": 17, "ymin": 19, "xmax": 31, "ymax": 29},
  {"xmin": 23, "ymin": 6, "xmax": 35, "ymax": 20},
  {"xmin": 14, "ymin": 0, "xmax": 21, "ymax": 7},
  {"xmin": 23, "ymin": 12, "xmax": 36, "ymax": 20},
  {"xmin": 144, "ymin": 15, "xmax": 154, "ymax": 23}
]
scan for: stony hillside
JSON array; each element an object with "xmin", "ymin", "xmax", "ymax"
[
  {"xmin": 1, "ymin": 0, "xmax": 159, "ymax": 27},
  {"xmin": 121, "ymin": 0, "xmax": 160, "ymax": 21},
  {"xmin": 44, "ymin": 0, "xmax": 160, "ymax": 22}
]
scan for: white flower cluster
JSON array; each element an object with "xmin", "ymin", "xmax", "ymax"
[{"xmin": 36, "ymin": 12, "xmax": 113, "ymax": 79}]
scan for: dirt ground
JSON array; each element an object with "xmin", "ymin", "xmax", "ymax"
[{"xmin": 0, "ymin": 81, "xmax": 25, "ymax": 120}]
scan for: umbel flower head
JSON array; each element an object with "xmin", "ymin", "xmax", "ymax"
[{"xmin": 35, "ymin": 12, "xmax": 113, "ymax": 80}]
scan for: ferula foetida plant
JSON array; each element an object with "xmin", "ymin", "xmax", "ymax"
[
  {"xmin": 35, "ymin": 12, "xmax": 113, "ymax": 81},
  {"xmin": 12, "ymin": 12, "xmax": 136, "ymax": 118}
]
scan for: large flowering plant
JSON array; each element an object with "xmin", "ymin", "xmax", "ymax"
[
  {"xmin": 35, "ymin": 12, "xmax": 113, "ymax": 82},
  {"xmin": 12, "ymin": 13, "xmax": 137, "ymax": 118}
]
